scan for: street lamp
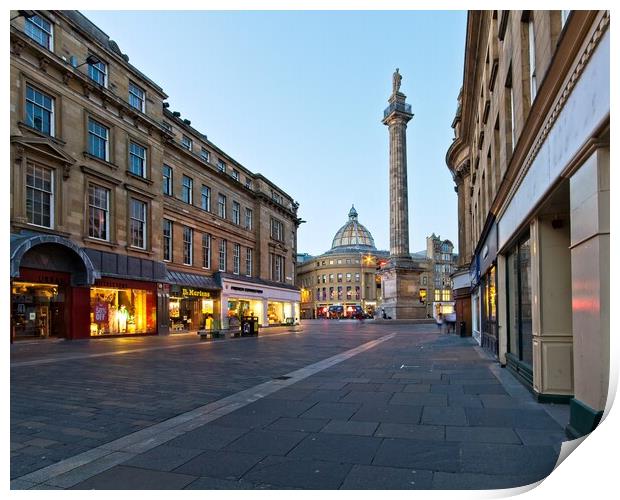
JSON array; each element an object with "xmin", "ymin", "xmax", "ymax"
[{"xmin": 74, "ymin": 54, "xmax": 101, "ymax": 68}]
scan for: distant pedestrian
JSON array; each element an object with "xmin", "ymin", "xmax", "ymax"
[
  {"xmin": 436, "ymin": 313, "xmax": 444, "ymax": 333},
  {"xmin": 382, "ymin": 308, "xmax": 387, "ymax": 320}
]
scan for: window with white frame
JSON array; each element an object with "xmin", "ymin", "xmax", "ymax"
[
  {"xmin": 270, "ymin": 217, "xmax": 284, "ymax": 241},
  {"xmin": 231, "ymin": 169, "xmax": 240, "ymax": 181},
  {"xmin": 183, "ymin": 226, "xmax": 193, "ymax": 265},
  {"xmin": 88, "ymin": 184, "xmax": 110, "ymax": 240},
  {"xmin": 129, "ymin": 141, "xmax": 147, "ymax": 177},
  {"xmin": 25, "ymin": 85, "xmax": 54, "ymax": 136},
  {"xmin": 26, "ymin": 163, "xmax": 53, "ymax": 228},
  {"xmin": 245, "ymin": 208, "xmax": 253, "ymax": 230},
  {"xmin": 181, "ymin": 135, "xmax": 192, "ymax": 151},
  {"xmin": 218, "ymin": 239, "xmax": 227, "ymax": 271},
  {"xmin": 162, "ymin": 165, "xmax": 173, "ymax": 196},
  {"xmin": 245, "ymin": 178, "xmax": 253, "ymax": 190},
  {"xmin": 233, "ymin": 243, "xmax": 240, "ymax": 274},
  {"xmin": 201, "ymin": 148, "xmax": 210, "ymax": 162},
  {"xmin": 202, "ymin": 233, "xmax": 211, "ymax": 269},
  {"xmin": 88, "ymin": 59, "xmax": 107, "ymax": 87},
  {"xmin": 217, "ymin": 159, "xmax": 226, "ymax": 172},
  {"xmin": 163, "ymin": 219, "xmax": 172, "ymax": 261},
  {"xmin": 218, "ymin": 194, "xmax": 226, "ymax": 218},
  {"xmin": 201, "ymin": 185, "xmax": 211, "ymax": 211},
  {"xmin": 182, "ymin": 175, "xmax": 193, "ymax": 204},
  {"xmin": 246, "ymin": 248, "xmax": 253, "ymax": 276},
  {"xmin": 88, "ymin": 118, "xmax": 109, "ymax": 161},
  {"xmin": 129, "ymin": 198, "xmax": 147, "ymax": 249},
  {"xmin": 271, "ymin": 254, "xmax": 284, "ymax": 282},
  {"xmin": 128, "ymin": 81, "xmax": 145, "ymax": 112},
  {"xmin": 25, "ymin": 15, "xmax": 53, "ymax": 50},
  {"xmin": 232, "ymin": 201, "xmax": 240, "ymax": 225}
]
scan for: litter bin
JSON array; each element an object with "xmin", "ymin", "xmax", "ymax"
[
  {"xmin": 459, "ymin": 321, "xmax": 467, "ymax": 337},
  {"xmin": 241, "ymin": 315, "xmax": 259, "ymax": 336}
]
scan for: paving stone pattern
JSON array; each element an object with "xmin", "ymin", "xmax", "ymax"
[{"xmin": 11, "ymin": 322, "xmax": 570, "ymax": 489}]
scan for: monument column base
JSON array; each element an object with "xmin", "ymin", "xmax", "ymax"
[{"xmin": 380, "ymin": 261, "xmax": 426, "ymax": 320}]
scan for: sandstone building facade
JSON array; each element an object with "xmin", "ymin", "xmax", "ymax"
[
  {"xmin": 10, "ymin": 10, "xmax": 300, "ymax": 340},
  {"xmin": 446, "ymin": 10, "xmax": 609, "ymax": 438}
]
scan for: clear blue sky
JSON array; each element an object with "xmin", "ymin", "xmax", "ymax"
[{"xmin": 84, "ymin": 10, "xmax": 466, "ymax": 255}]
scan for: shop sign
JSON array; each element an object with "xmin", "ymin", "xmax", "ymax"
[
  {"xmin": 181, "ymin": 288, "xmax": 212, "ymax": 298},
  {"xmin": 230, "ymin": 286, "xmax": 263, "ymax": 294},
  {"xmin": 169, "ymin": 285, "xmax": 214, "ymax": 298}
]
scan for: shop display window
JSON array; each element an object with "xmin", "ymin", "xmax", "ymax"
[
  {"xmin": 228, "ymin": 299, "xmax": 263, "ymax": 327},
  {"xmin": 170, "ymin": 295, "xmax": 215, "ymax": 331},
  {"xmin": 90, "ymin": 287, "xmax": 156, "ymax": 335},
  {"xmin": 12, "ymin": 282, "xmax": 64, "ymax": 338}
]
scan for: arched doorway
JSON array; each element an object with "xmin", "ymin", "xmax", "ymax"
[{"xmin": 10, "ymin": 234, "xmax": 98, "ymax": 340}]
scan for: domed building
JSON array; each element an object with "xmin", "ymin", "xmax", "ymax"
[
  {"xmin": 297, "ymin": 206, "xmax": 456, "ymax": 319},
  {"xmin": 330, "ymin": 206, "xmax": 376, "ymax": 251},
  {"xmin": 296, "ymin": 206, "xmax": 387, "ymax": 319}
]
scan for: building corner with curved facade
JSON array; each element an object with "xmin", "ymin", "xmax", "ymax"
[{"xmin": 446, "ymin": 10, "xmax": 609, "ymax": 438}]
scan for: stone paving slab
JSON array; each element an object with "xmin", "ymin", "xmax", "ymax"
[
  {"xmin": 266, "ymin": 417, "xmax": 329, "ymax": 433},
  {"xmin": 242, "ymin": 456, "xmax": 352, "ymax": 489},
  {"xmin": 173, "ymin": 450, "xmax": 265, "ymax": 480},
  {"xmin": 287, "ymin": 433, "xmax": 382, "ymax": 465},
  {"xmin": 12, "ymin": 323, "xmax": 571, "ymax": 490},
  {"xmin": 71, "ymin": 465, "xmax": 197, "ymax": 490},
  {"xmin": 123, "ymin": 445, "xmax": 204, "ymax": 472},
  {"xmin": 224, "ymin": 429, "xmax": 307, "ymax": 456},
  {"xmin": 341, "ymin": 464, "xmax": 434, "ymax": 489},
  {"xmin": 374, "ymin": 422, "xmax": 445, "ymax": 441},
  {"xmin": 321, "ymin": 420, "xmax": 378, "ymax": 436}
]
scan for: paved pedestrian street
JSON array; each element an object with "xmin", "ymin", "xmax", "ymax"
[{"xmin": 10, "ymin": 321, "xmax": 570, "ymax": 490}]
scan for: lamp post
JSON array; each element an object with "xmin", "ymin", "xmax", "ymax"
[{"xmin": 360, "ymin": 253, "xmax": 374, "ymax": 316}]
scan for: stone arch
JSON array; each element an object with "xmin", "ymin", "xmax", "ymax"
[{"xmin": 10, "ymin": 234, "xmax": 100, "ymax": 285}]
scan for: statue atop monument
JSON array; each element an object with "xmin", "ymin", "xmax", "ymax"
[{"xmin": 392, "ymin": 68, "xmax": 402, "ymax": 94}]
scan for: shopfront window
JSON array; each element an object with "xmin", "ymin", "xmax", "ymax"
[
  {"xmin": 90, "ymin": 286, "xmax": 156, "ymax": 335},
  {"xmin": 507, "ymin": 236, "xmax": 533, "ymax": 367},
  {"xmin": 12, "ymin": 281, "xmax": 64, "ymax": 338},
  {"xmin": 228, "ymin": 299, "xmax": 263, "ymax": 328},
  {"xmin": 481, "ymin": 265, "xmax": 498, "ymax": 355},
  {"xmin": 169, "ymin": 288, "xmax": 215, "ymax": 332},
  {"xmin": 267, "ymin": 301, "xmax": 290, "ymax": 324}
]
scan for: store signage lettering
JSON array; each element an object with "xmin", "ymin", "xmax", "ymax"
[
  {"xmin": 182, "ymin": 288, "xmax": 211, "ymax": 298},
  {"xmin": 230, "ymin": 286, "xmax": 263, "ymax": 294}
]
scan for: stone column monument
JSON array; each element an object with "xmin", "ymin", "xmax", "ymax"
[{"xmin": 380, "ymin": 69, "xmax": 426, "ymax": 319}]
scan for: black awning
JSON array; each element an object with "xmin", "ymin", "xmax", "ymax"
[{"xmin": 167, "ymin": 270, "xmax": 220, "ymax": 290}]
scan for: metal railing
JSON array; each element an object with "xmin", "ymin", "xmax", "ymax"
[{"xmin": 383, "ymin": 102, "xmax": 412, "ymax": 118}]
